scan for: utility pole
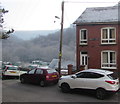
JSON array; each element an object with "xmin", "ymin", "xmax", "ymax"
[{"xmin": 58, "ymin": 1, "xmax": 64, "ymax": 76}]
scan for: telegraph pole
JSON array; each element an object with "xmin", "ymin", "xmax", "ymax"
[{"xmin": 58, "ymin": 1, "xmax": 64, "ymax": 76}]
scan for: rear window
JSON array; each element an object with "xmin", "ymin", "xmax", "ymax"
[
  {"xmin": 107, "ymin": 73, "xmax": 118, "ymax": 80},
  {"xmin": 7, "ymin": 67, "xmax": 18, "ymax": 70},
  {"xmin": 47, "ymin": 69, "xmax": 57, "ymax": 74}
]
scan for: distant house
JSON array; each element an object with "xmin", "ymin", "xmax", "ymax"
[{"xmin": 74, "ymin": 4, "xmax": 120, "ymax": 72}]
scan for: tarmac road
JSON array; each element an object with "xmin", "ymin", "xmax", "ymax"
[{"xmin": 2, "ymin": 79, "xmax": 120, "ymax": 103}]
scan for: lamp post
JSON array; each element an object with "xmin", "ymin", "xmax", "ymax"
[{"xmin": 58, "ymin": 1, "xmax": 64, "ymax": 76}]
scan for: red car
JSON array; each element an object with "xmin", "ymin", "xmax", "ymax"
[{"xmin": 20, "ymin": 68, "xmax": 59, "ymax": 87}]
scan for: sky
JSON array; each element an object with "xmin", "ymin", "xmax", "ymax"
[{"xmin": 0, "ymin": 0, "xmax": 120, "ymax": 31}]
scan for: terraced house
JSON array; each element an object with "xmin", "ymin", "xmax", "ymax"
[{"xmin": 74, "ymin": 4, "xmax": 120, "ymax": 73}]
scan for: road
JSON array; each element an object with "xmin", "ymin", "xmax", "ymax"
[{"xmin": 2, "ymin": 79, "xmax": 120, "ymax": 103}]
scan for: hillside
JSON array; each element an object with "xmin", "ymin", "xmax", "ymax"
[
  {"xmin": 2, "ymin": 27, "xmax": 76, "ymax": 63},
  {"xmin": 13, "ymin": 30, "xmax": 57, "ymax": 40}
]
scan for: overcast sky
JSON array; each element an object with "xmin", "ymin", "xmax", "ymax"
[{"xmin": 1, "ymin": 0, "xmax": 119, "ymax": 31}]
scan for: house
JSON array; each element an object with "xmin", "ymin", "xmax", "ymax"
[{"xmin": 74, "ymin": 4, "xmax": 120, "ymax": 72}]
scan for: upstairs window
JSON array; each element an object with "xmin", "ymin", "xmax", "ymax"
[
  {"xmin": 101, "ymin": 51, "xmax": 116, "ymax": 69},
  {"xmin": 101, "ymin": 27, "xmax": 116, "ymax": 44},
  {"xmin": 80, "ymin": 29, "xmax": 88, "ymax": 45}
]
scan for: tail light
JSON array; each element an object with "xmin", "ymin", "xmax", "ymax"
[
  {"xmin": 46, "ymin": 75, "xmax": 50, "ymax": 79},
  {"xmin": 105, "ymin": 80, "xmax": 116, "ymax": 84}
]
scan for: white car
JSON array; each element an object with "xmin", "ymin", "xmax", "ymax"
[
  {"xmin": 2, "ymin": 65, "xmax": 27, "ymax": 79},
  {"xmin": 59, "ymin": 69, "xmax": 119, "ymax": 100}
]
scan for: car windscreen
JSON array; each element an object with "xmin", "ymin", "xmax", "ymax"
[
  {"xmin": 107, "ymin": 73, "xmax": 118, "ymax": 80},
  {"xmin": 47, "ymin": 69, "xmax": 57, "ymax": 74},
  {"xmin": 7, "ymin": 67, "xmax": 18, "ymax": 70}
]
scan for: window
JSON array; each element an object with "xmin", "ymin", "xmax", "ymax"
[
  {"xmin": 101, "ymin": 51, "xmax": 116, "ymax": 69},
  {"xmin": 101, "ymin": 27, "xmax": 116, "ymax": 44},
  {"xmin": 76, "ymin": 72, "xmax": 104, "ymax": 78},
  {"xmin": 80, "ymin": 29, "xmax": 88, "ymax": 45},
  {"xmin": 29, "ymin": 69, "xmax": 36, "ymax": 74},
  {"xmin": 8, "ymin": 67, "xmax": 18, "ymax": 70},
  {"xmin": 76, "ymin": 72, "xmax": 86, "ymax": 78},
  {"xmin": 36, "ymin": 69, "xmax": 43, "ymax": 74},
  {"xmin": 47, "ymin": 69, "xmax": 57, "ymax": 74},
  {"xmin": 107, "ymin": 73, "xmax": 118, "ymax": 80}
]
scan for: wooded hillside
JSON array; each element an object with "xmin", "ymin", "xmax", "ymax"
[{"xmin": 2, "ymin": 27, "xmax": 76, "ymax": 63}]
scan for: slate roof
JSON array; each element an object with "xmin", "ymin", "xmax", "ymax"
[{"xmin": 74, "ymin": 4, "xmax": 119, "ymax": 24}]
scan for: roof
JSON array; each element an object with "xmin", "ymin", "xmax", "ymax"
[
  {"xmin": 81, "ymin": 69, "xmax": 113, "ymax": 75},
  {"xmin": 74, "ymin": 5, "xmax": 119, "ymax": 25},
  {"xmin": 5, "ymin": 65, "xmax": 18, "ymax": 67}
]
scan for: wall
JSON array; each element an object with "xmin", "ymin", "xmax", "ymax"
[{"xmin": 76, "ymin": 24, "xmax": 119, "ymax": 71}]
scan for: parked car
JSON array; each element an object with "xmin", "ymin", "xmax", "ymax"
[
  {"xmin": 20, "ymin": 68, "xmax": 59, "ymax": 87},
  {"xmin": 2, "ymin": 65, "xmax": 27, "ymax": 79},
  {"xmin": 59, "ymin": 69, "xmax": 119, "ymax": 100}
]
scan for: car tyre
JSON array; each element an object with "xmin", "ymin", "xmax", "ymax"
[
  {"xmin": 61, "ymin": 83, "xmax": 70, "ymax": 93},
  {"xmin": 2, "ymin": 74, "xmax": 6, "ymax": 80},
  {"xmin": 40, "ymin": 80, "xmax": 46, "ymax": 87},
  {"xmin": 96, "ymin": 88, "xmax": 106, "ymax": 100},
  {"xmin": 54, "ymin": 80, "xmax": 58, "ymax": 84},
  {"xmin": 20, "ymin": 78, "xmax": 25, "ymax": 84}
]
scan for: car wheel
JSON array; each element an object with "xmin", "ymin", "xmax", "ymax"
[
  {"xmin": 96, "ymin": 88, "xmax": 106, "ymax": 100},
  {"xmin": 2, "ymin": 75, "xmax": 5, "ymax": 80},
  {"xmin": 61, "ymin": 83, "xmax": 70, "ymax": 93},
  {"xmin": 20, "ymin": 78, "xmax": 25, "ymax": 84},
  {"xmin": 54, "ymin": 80, "xmax": 58, "ymax": 84},
  {"xmin": 40, "ymin": 80, "xmax": 46, "ymax": 87}
]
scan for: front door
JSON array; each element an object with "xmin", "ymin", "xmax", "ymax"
[{"xmin": 80, "ymin": 52, "xmax": 88, "ymax": 69}]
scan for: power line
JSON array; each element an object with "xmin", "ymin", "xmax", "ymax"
[{"xmin": 64, "ymin": 1, "xmax": 118, "ymax": 4}]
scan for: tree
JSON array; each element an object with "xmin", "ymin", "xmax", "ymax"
[{"xmin": 0, "ymin": 6, "xmax": 14, "ymax": 39}]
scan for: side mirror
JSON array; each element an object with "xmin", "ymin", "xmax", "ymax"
[
  {"xmin": 71, "ymin": 75, "xmax": 76, "ymax": 79},
  {"xmin": 27, "ymin": 70, "xmax": 29, "ymax": 74}
]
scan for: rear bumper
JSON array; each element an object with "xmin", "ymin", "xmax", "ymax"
[
  {"xmin": 2, "ymin": 75, "xmax": 19, "ymax": 79},
  {"xmin": 2, "ymin": 74, "xmax": 19, "ymax": 77},
  {"xmin": 106, "ymin": 88, "xmax": 119, "ymax": 94},
  {"xmin": 46, "ymin": 79, "xmax": 59, "ymax": 84}
]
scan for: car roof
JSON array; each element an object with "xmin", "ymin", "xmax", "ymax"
[
  {"xmin": 36, "ymin": 67, "xmax": 53, "ymax": 70},
  {"xmin": 80, "ymin": 69, "xmax": 113, "ymax": 75},
  {"xmin": 5, "ymin": 65, "xmax": 18, "ymax": 67}
]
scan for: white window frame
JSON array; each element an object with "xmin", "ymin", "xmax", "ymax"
[
  {"xmin": 79, "ymin": 29, "xmax": 88, "ymax": 45},
  {"xmin": 101, "ymin": 27, "xmax": 116, "ymax": 44},
  {"xmin": 101, "ymin": 50, "xmax": 117, "ymax": 69}
]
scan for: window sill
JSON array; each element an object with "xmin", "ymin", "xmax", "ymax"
[
  {"xmin": 79, "ymin": 44, "xmax": 88, "ymax": 46},
  {"xmin": 100, "ymin": 43, "xmax": 117, "ymax": 46},
  {"xmin": 101, "ymin": 67, "xmax": 117, "ymax": 69}
]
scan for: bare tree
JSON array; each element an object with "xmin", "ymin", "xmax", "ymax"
[{"xmin": 0, "ymin": 6, "xmax": 14, "ymax": 39}]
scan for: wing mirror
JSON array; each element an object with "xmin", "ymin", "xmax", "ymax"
[
  {"xmin": 27, "ymin": 70, "xmax": 30, "ymax": 74},
  {"xmin": 71, "ymin": 75, "xmax": 76, "ymax": 79}
]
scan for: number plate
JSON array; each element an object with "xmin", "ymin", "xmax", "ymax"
[
  {"xmin": 10, "ymin": 71, "xmax": 16, "ymax": 73},
  {"xmin": 52, "ymin": 75, "xmax": 57, "ymax": 77}
]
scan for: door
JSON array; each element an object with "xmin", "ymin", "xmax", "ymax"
[
  {"xmin": 26, "ymin": 69, "xmax": 36, "ymax": 83},
  {"xmin": 80, "ymin": 52, "xmax": 88, "ymax": 69},
  {"xmin": 34, "ymin": 69, "xmax": 44, "ymax": 84},
  {"xmin": 70, "ymin": 72, "xmax": 86, "ymax": 89},
  {"xmin": 83, "ymin": 72, "xmax": 103, "ymax": 89}
]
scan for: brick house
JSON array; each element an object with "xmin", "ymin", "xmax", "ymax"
[{"xmin": 74, "ymin": 4, "xmax": 120, "ymax": 72}]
